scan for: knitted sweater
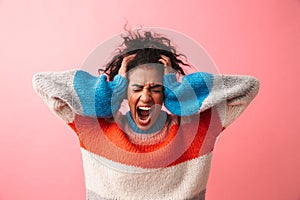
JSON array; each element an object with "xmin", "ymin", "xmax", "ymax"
[{"xmin": 32, "ymin": 70, "xmax": 259, "ymax": 200}]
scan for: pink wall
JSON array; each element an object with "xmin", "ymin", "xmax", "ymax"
[{"xmin": 0, "ymin": 0, "xmax": 299, "ymax": 199}]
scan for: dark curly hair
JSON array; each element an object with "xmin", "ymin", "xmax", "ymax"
[{"xmin": 99, "ymin": 29, "xmax": 190, "ymax": 81}]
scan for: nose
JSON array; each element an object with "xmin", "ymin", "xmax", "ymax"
[{"xmin": 140, "ymin": 88, "xmax": 152, "ymax": 102}]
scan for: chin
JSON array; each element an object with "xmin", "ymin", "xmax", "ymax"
[
  {"xmin": 134, "ymin": 118, "xmax": 155, "ymax": 130},
  {"xmin": 136, "ymin": 123, "xmax": 153, "ymax": 131}
]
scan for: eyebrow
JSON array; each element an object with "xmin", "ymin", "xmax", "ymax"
[
  {"xmin": 150, "ymin": 84, "xmax": 163, "ymax": 89},
  {"xmin": 131, "ymin": 84, "xmax": 163, "ymax": 89},
  {"xmin": 131, "ymin": 84, "xmax": 143, "ymax": 88}
]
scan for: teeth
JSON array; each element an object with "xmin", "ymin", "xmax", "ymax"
[{"xmin": 139, "ymin": 106, "xmax": 151, "ymax": 111}]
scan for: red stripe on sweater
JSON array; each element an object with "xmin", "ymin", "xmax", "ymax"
[{"xmin": 68, "ymin": 108, "xmax": 223, "ymax": 168}]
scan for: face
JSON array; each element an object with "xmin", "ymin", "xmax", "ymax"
[{"xmin": 127, "ymin": 65, "xmax": 164, "ymax": 130}]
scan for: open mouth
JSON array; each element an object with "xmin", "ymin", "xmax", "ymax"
[{"xmin": 136, "ymin": 106, "xmax": 152, "ymax": 126}]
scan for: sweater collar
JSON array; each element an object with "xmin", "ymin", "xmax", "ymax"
[{"xmin": 126, "ymin": 111, "xmax": 168, "ymax": 134}]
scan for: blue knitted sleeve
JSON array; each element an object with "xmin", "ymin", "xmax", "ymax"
[
  {"xmin": 73, "ymin": 70, "xmax": 128, "ymax": 117},
  {"xmin": 163, "ymin": 72, "xmax": 213, "ymax": 116}
]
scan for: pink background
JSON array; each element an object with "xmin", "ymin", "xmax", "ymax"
[{"xmin": 1, "ymin": 0, "xmax": 299, "ymax": 199}]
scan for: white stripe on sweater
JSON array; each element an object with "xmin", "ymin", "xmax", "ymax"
[{"xmin": 81, "ymin": 148, "xmax": 212, "ymax": 200}]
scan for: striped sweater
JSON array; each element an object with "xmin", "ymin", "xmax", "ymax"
[{"xmin": 32, "ymin": 70, "xmax": 259, "ymax": 200}]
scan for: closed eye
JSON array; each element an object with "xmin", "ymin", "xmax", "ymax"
[
  {"xmin": 130, "ymin": 84, "xmax": 163, "ymax": 93},
  {"xmin": 132, "ymin": 88, "xmax": 142, "ymax": 92},
  {"xmin": 131, "ymin": 84, "xmax": 143, "ymax": 92},
  {"xmin": 150, "ymin": 85, "xmax": 163, "ymax": 93},
  {"xmin": 151, "ymin": 89, "xmax": 163, "ymax": 93}
]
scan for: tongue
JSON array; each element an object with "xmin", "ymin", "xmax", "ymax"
[
  {"xmin": 139, "ymin": 110, "xmax": 150, "ymax": 121},
  {"xmin": 140, "ymin": 110, "xmax": 149, "ymax": 116}
]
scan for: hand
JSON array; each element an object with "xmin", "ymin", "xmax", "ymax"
[
  {"xmin": 118, "ymin": 54, "xmax": 136, "ymax": 77},
  {"xmin": 159, "ymin": 55, "xmax": 174, "ymax": 74}
]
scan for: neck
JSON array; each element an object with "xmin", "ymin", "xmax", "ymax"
[{"xmin": 126, "ymin": 111, "xmax": 168, "ymax": 134}]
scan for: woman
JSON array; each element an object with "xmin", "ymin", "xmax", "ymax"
[{"xmin": 33, "ymin": 30, "xmax": 259, "ymax": 200}]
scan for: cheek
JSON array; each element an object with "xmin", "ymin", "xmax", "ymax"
[
  {"xmin": 127, "ymin": 89, "xmax": 134, "ymax": 102},
  {"xmin": 154, "ymin": 93, "xmax": 164, "ymax": 105},
  {"xmin": 127, "ymin": 92, "xmax": 138, "ymax": 108}
]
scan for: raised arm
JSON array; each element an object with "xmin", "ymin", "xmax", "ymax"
[
  {"xmin": 32, "ymin": 69, "xmax": 128, "ymax": 122},
  {"xmin": 32, "ymin": 70, "xmax": 80, "ymax": 122},
  {"xmin": 163, "ymin": 72, "xmax": 259, "ymax": 127},
  {"xmin": 160, "ymin": 56, "xmax": 259, "ymax": 128},
  {"xmin": 202, "ymin": 73, "xmax": 259, "ymax": 128}
]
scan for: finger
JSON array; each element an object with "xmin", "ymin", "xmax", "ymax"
[
  {"xmin": 159, "ymin": 55, "xmax": 171, "ymax": 67},
  {"xmin": 160, "ymin": 54, "xmax": 169, "ymax": 60},
  {"xmin": 158, "ymin": 58, "xmax": 167, "ymax": 66},
  {"xmin": 119, "ymin": 54, "xmax": 136, "ymax": 77},
  {"xmin": 123, "ymin": 54, "xmax": 136, "ymax": 63},
  {"xmin": 120, "ymin": 54, "xmax": 136, "ymax": 68}
]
